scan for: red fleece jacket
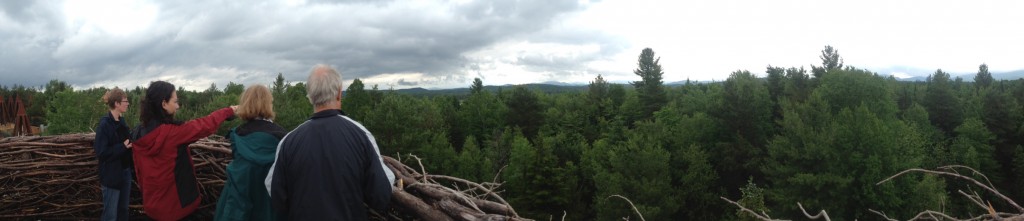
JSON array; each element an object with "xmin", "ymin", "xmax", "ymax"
[{"xmin": 132, "ymin": 107, "xmax": 234, "ymax": 221}]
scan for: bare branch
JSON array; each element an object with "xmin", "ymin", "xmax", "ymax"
[
  {"xmin": 907, "ymin": 210, "xmax": 960, "ymax": 221},
  {"xmin": 407, "ymin": 154, "xmax": 430, "ymax": 183},
  {"xmin": 719, "ymin": 197, "xmax": 789, "ymax": 221},
  {"xmin": 797, "ymin": 203, "xmax": 831, "ymax": 221},
  {"xmin": 493, "ymin": 164, "xmax": 508, "ymax": 184},
  {"xmin": 957, "ymin": 190, "xmax": 989, "ymax": 211},
  {"xmin": 939, "ymin": 165, "xmax": 996, "ymax": 190},
  {"xmin": 878, "ymin": 168, "xmax": 1024, "ymax": 213},
  {"xmin": 608, "ymin": 195, "xmax": 646, "ymax": 221},
  {"xmin": 867, "ymin": 209, "xmax": 897, "ymax": 221},
  {"xmin": 424, "ymin": 174, "xmax": 516, "ymax": 216}
]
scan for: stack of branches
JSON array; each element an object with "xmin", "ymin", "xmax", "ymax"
[
  {"xmin": 0, "ymin": 133, "xmax": 233, "ymax": 219},
  {"xmin": 1, "ymin": 133, "xmax": 529, "ymax": 221},
  {"xmin": 381, "ymin": 154, "xmax": 531, "ymax": 221},
  {"xmin": 722, "ymin": 165, "xmax": 1024, "ymax": 221}
]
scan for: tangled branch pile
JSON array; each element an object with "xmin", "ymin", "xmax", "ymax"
[
  {"xmin": 723, "ymin": 165, "xmax": 1024, "ymax": 221},
  {"xmin": 0, "ymin": 133, "xmax": 233, "ymax": 219},
  {"xmin": 1, "ymin": 133, "xmax": 529, "ymax": 221}
]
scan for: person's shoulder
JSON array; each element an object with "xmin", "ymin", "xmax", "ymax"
[
  {"xmin": 263, "ymin": 120, "xmax": 286, "ymax": 131},
  {"xmin": 97, "ymin": 115, "xmax": 114, "ymax": 127},
  {"xmin": 336, "ymin": 115, "xmax": 372, "ymax": 133},
  {"xmin": 251, "ymin": 120, "xmax": 288, "ymax": 139},
  {"xmin": 282, "ymin": 119, "xmax": 317, "ymax": 138},
  {"xmin": 261, "ymin": 121, "xmax": 288, "ymax": 139}
]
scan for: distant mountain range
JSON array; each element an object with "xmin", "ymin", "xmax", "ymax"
[
  {"xmin": 391, "ymin": 69, "xmax": 1024, "ymax": 96},
  {"xmin": 394, "ymin": 83, "xmax": 590, "ymax": 97},
  {"xmin": 873, "ymin": 67, "xmax": 1024, "ymax": 82},
  {"xmin": 392, "ymin": 80, "xmax": 721, "ymax": 97}
]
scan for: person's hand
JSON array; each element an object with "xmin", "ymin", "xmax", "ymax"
[
  {"xmin": 124, "ymin": 140, "xmax": 132, "ymax": 149},
  {"xmin": 230, "ymin": 105, "xmax": 238, "ymax": 111}
]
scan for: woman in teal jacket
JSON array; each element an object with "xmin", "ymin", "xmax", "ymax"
[{"xmin": 215, "ymin": 85, "xmax": 286, "ymax": 221}]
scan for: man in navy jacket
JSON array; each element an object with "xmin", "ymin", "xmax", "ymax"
[{"xmin": 265, "ymin": 64, "xmax": 395, "ymax": 220}]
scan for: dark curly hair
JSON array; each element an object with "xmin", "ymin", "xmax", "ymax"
[{"xmin": 139, "ymin": 81, "xmax": 182, "ymax": 127}]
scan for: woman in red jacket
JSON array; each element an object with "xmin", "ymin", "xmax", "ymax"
[{"xmin": 131, "ymin": 81, "xmax": 236, "ymax": 220}]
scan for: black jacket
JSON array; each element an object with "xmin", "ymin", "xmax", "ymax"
[
  {"xmin": 266, "ymin": 109, "xmax": 394, "ymax": 221},
  {"xmin": 93, "ymin": 112, "xmax": 132, "ymax": 189}
]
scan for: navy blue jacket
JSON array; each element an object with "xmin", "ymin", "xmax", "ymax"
[
  {"xmin": 93, "ymin": 112, "xmax": 133, "ymax": 190},
  {"xmin": 265, "ymin": 109, "xmax": 394, "ymax": 221}
]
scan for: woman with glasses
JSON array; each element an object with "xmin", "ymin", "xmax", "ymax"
[{"xmin": 93, "ymin": 87, "xmax": 133, "ymax": 221}]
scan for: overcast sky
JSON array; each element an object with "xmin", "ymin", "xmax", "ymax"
[{"xmin": 2, "ymin": 0, "xmax": 1022, "ymax": 91}]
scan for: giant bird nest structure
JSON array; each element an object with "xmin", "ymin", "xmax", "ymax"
[{"xmin": 0, "ymin": 133, "xmax": 529, "ymax": 220}]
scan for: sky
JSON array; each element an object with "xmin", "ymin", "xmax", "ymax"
[{"xmin": 1, "ymin": 0, "xmax": 1023, "ymax": 91}]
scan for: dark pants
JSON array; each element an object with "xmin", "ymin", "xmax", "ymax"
[{"xmin": 101, "ymin": 169, "xmax": 132, "ymax": 221}]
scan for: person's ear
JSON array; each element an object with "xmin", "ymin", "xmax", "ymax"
[{"xmin": 336, "ymin": 87, "xmax": 343, "ymax": 101}]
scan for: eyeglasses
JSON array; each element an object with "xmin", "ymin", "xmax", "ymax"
[{"xmin": 119, "ymin": 100, "xmax": 130, "ymax": 104}]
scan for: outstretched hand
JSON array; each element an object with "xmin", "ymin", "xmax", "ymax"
[
  {"xmin": 226, "ymin": 105, "xmax": 239, "ymax": 121},
  {"xmin": 123, "ymin": 140, "xmax": 132, "ymax": 149}
]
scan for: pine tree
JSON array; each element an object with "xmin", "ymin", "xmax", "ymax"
[
  {"xmin": 783, "ymin": 67, "xmax": 811, "ymax": 102},
  {"xmin": 924, "ymin": 69, "xmax": 964, "ymax": 136},
  {"xmin": 631, "ymin": 48, "xmax": 667, "ymax": 120},
  {"xmin": 587, "ymin": 122, "xmax": 677, "ymax": 221},
  {"xmin": 452, "ymin": 136, "xmax": 492, "ymax": 182},
  {"xmin": 458, "ymin": 89, "xmax": 507, "ymax": 147},
  {"xmin": 950, "ymin": 118, "xmax": 998, "ymax": 178},
  {"xmin": 505, "ymin": 86, "xmax": 543, "ymax": 139},
  {"xmin": 765, "ymin": 104, "xmax": 944, "ymax": 219},
  {"xmin": 1012, "ymin": 146, "xmax": 1024, "ymax": 200},
  {"xmin": 974, "ymin": 64, "xmax": 994, "ymax": 89},
  {"xmin": 343, "ymin": 78, "xmax": 370, "ymax": 119},
  {"xmin": 719, "ymin": 70, "xmax": 773, "ymax": 148},
  {"xmin": 223, "ymin": 82, "xmax": 244, "ymax": 95},
  {"xmin": 766, "ymin": 66, "xmax": 785, "ymax": 102},
  {"xmin": 272, "ymin": 73, "xmax": 286, "ymax": 95},
  {"xmin": 589, "ymin": 74, "xmax": 610, "ymax": 103},
  {"xmin": 505, "ymin": 132, "xmax": 577, "ymax": 219},
  {"xmin": 814, "ymin": 68, "xmax": 897, "ymax": 118},
  {"xmin": 471, "ymin": 78, "xmax": 484, "ymax": 94},
  {"xmin": 811, "ymin": 45, "xmax": 843, "ymax": 79}
]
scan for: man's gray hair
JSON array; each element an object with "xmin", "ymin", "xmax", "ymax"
[{"xmin": 306, "ymin": 64, "xmax": 343, "ymax": 107}]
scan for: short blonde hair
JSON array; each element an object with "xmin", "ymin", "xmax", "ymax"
[{"xmin": 237, "ymin": 84, "xmax": 275, "ymax": 121}]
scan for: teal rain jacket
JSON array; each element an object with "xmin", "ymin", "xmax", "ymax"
[{"xmin": 215, "ymin": 121, "xmax": 284, "ymax": 221}]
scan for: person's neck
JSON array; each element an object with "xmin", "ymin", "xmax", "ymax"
[
  {"xmin": 110, "ymin": 110, "xmax": 122, "ymax": 121},
  {"xmin": 314, "ymin": 106, "xmax": 339, "ymax": 113},
  {"xmin": 313, "ymin": 102, "xmax": 341, "ymax": 113}
]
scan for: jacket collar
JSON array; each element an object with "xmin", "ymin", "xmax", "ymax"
[
  {"xmin": 104, "ymin": 111, "xmax": 124, "ymax": 123},
  {"xmin": 311, "ymin": 109, "xmax": 346, "ymax": 120}
]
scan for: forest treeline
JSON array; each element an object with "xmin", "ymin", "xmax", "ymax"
[{"xmin": 3, "ymin": 46, "xmax": 1024, "ymax": 220}]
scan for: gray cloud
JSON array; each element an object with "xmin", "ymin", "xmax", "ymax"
[
  {"xmin": 0, "ymin": 0, "xmax": 622, "ymax": 90},
  {"xmin": 395, "ymin": 78, "xmax": 417, "ymax": 86}
]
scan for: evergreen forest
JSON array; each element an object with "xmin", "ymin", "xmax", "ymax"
[{"xmin": 3, "ymin": 46, "xmax": 1024, "ymax": 220}]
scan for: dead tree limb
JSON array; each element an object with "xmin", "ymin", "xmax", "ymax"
[
  {"xmin": 719, "ymin": 197, "xmax": 788, "ymax": 221},
  {"xmin": 608, "ymin": 195, "xmax": 646, "ymax": 221},
  {"xmin": 797, "ymin": 202, "xmax": 831, "ymax": 221},
  {"xmin": 879, "ymin": 167, "xmax": 1024, "ymax": 213}
]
